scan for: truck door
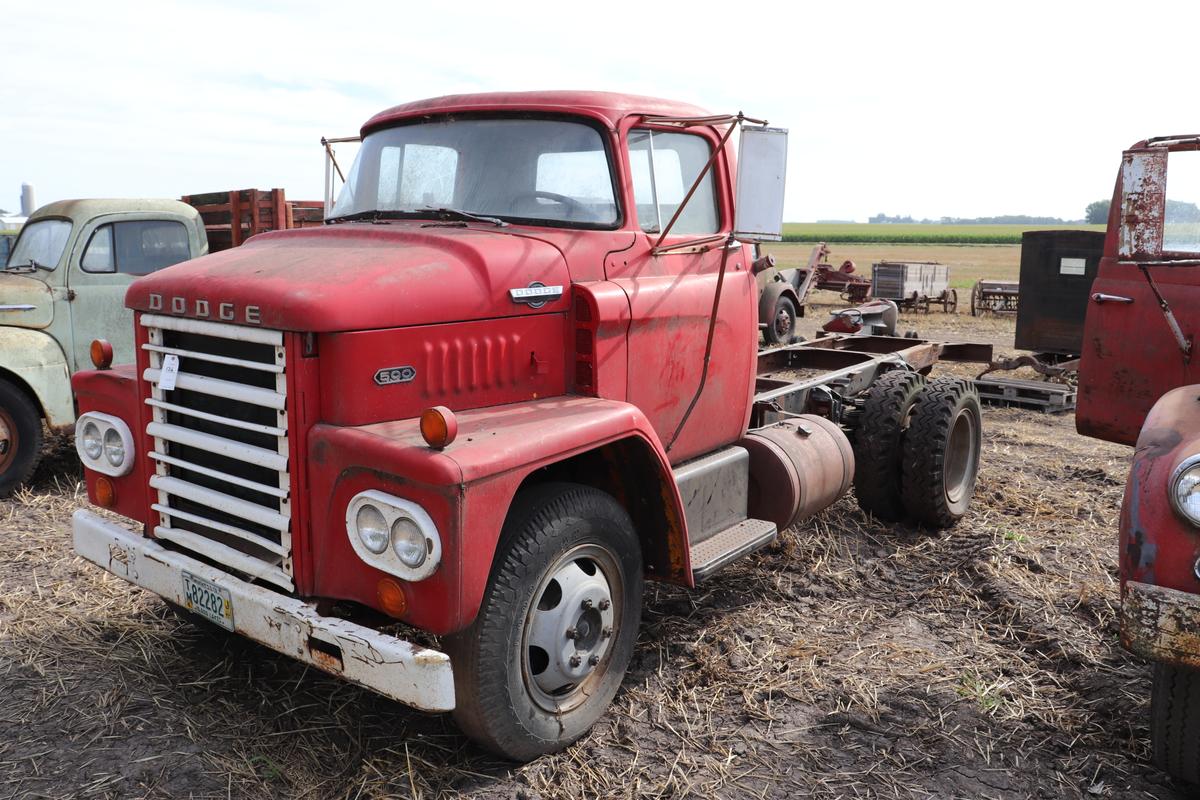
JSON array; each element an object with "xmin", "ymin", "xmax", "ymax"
[
  {"xmin": 607, "ymin": 126, "xmax": 756, "ymax": 464},
  {"xmin": 1077, "ymin": 144, "xmax": 1200, "ymax": 445},
  {"xmin": 66, "ymin": 215, "xmax": 197, "ymax": 369}
]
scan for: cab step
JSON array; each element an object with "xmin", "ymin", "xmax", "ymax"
[{"xmin": 689, "ymin": 518, "xmax": 778, "ymax": 582}]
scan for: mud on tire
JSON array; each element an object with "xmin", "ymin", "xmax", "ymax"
[
  {"xmin": 1152, "ymin": 662, "xmax": 1200, "ymax": 786},
  {"xmin": 852, "ymin": 369, "xmax": 926, "ymax": 522},
  {"xmin": 445, "ymin": 482, "xmax": 642, "ymax": 761},
  {"xmin": 0, "ymin": 379, "xmax": 43, "ymax": 498},
  {"xmin": 900, "ymin": 377, "xmax": 982, "ymax": 528}
]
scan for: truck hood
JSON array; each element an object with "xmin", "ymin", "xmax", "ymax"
[
  {"xmin": 125, "ymin": 223, "xmax": 571, "ymax": 332},
  {"xmin": 0, "ymin": 272, "xmax": 54, "ymax": 329}
]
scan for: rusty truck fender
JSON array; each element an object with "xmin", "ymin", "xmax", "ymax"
[
  {"xmin": 1120, "ymin": 384, "xmax": 1200, "ymax": 666},
  {"xmin": 757, "ymin": 271, "xmax": 801, "ymax": 326},
  {"xmin": 305, "ymin": 396, "xmax": 690, "ymax": 636},
  {"xmin": 0, "ymin": 327, "xmax": 75, "ymax": 428}
]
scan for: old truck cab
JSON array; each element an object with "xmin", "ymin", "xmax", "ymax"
[
  {"xmin": 1077, "ymin": 136, "xmax": 1200, "ymax": 785},
  {"xmin": 69, "ymin": 92, "xmax": 985, "ymax": 761},
  {"xmin": 0, "ymin": 199, "xmax": 206, "ymax": 494}
]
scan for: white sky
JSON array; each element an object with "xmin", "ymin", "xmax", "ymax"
[{"xmin": 3, "ymin": 0, "xmax": 1198, "ymax": 223}]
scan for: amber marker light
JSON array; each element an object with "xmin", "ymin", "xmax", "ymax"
[
  {"xmin": 90, "ymin": 339, "xmax": 114, "ymax": 370},
  {"xmin": 377, "ymin": 578, "xmax": 408, "ymax": 617},
  {"xmin": 95, "ymin": 476, "xmax": 116, "ymax": 508},
  {"xmin": 420, "ymin": 406, "xmax": 458, "ymax": 449}
]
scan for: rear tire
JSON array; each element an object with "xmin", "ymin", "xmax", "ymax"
[
  {"xmin": 900, "ymin": 377, "xmax": 982, "ymax": 528},
  {"xmin": 764, "ymin": 295, "xmax": 797, "ymax": 345},
  {"xmin": 445, "ymin": 483, "xmax": 642, "ymax": 761},
  {"xmin": 1151, "ymin": 662, "xmax": 1200, "ymax": 786},
  {"xmin": 0, "ymin": 380, "xmax": 43, "ymax": 498},
  {"xmin": 852, "ymin": 370, "xmax": 926, "ymax": 522}
]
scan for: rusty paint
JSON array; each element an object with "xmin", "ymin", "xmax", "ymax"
[
  {"xmin": 1119, "ymin": 149, "xmax": 1168, "ymax": 260},
  {"xmin": 1123, "ymin": 581, "xmax": 1200, "ymax": 669}
]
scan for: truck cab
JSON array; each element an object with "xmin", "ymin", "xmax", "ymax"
[
  {"xmin": 68, "ymin": 92, "xmax": 985, "ymax": 761},
  {"xmin": 1077, "ymin": 136, "xmax": 1200, "ymax": 785},
  {"xmin": 0, "ymin": 199, "xmax": 206, "ymax": 494}
]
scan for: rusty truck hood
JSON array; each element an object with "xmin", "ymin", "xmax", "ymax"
[
  {"xmin": 125, "ymin": 222, "xmax": 570, "ymax": 332},
  {"xmin": 0, "ymin": 272, "xmax": 54, "ymax": 329}
]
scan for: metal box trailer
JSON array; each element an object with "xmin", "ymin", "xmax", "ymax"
[
  {"xmin": 871, "ymin": 261, "xmax": 955, "ymax": 312},
  {"xmin": 1013, "ymin": 229, "xmax": 1105, "ymax": 356}
]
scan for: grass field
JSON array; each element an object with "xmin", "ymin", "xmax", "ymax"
[
  {"xmin": 764, "ymin": 242, "xmax": 1021, "ymax": 289},
  {"xmin": 782, "ymin": 222, "xmax": 1104, "ymax": 245}
]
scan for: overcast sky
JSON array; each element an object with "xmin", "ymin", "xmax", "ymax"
[{"xmin": 3, "ymin": 1, "xmax": 1197, "ymax": 223}]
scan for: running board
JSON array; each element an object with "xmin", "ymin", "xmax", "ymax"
[{"xmin": 690, "ymin": 518, "xmax": 777, "ymax": 582}]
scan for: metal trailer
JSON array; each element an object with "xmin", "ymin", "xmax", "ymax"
[
  {"xmin": 969, "ymin": 278, "xmax": 1019, "ymax": 315},
  {"xmin": 871, "ymin": 261, "xmax": 956, "ymax": 313}
]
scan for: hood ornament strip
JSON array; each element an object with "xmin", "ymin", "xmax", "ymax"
[{"xmin": 509, "ymin": 282, "xmax": 563, "ymax": 310}]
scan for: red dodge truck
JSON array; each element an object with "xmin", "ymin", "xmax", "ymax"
[
  {"xmin": 69, "ymin": 92, "xmax": 987, "ymax": 760},
  {"xmin": 1077, "ymin": 136, "xmax": 1200, "ymax": 785}
]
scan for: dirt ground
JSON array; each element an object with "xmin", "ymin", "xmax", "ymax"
[{"xmin": 0, "ymin": 298, "xmax": 1189, "ymax": 799}]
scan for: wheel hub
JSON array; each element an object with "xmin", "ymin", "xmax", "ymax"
[
  {"xmin": 524, "ymin": 550, "xmax": 617, "ymax": 708},
  {"xmin": 0, "ymin": 409, "xmax": 16, "ymax": 473}
]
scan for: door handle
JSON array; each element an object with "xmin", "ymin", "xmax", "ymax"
[{"xmin": 1091, "ymin": 293, "xmax": 1134, "ymax": 304}]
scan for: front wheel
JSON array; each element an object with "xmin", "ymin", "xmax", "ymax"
[
  {"xmin": 764, "ymin": 295, "xmax": 797, "ymax": 345},
  {"xmin": 0, "ymin": 380, "xmax": 43, "ymax": 498},
  {"xmin": 1152, "ymin": 662, "xmax": 1200, "ymax": 786},
  {"xmin": 446, "ymin": 483, "xmax": 643, "ymax": 761}
]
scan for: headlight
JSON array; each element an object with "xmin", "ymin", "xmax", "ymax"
[
  {"xmin": 346, "ymin": 490, "xmax": 442, "ymax": 581},
  {"xmin": 1171, "ymin": 455, "xmax": 1200, "ymax": 526},
  {"xmin": 392, "ymin": 516, "xmax": 427, "ymax": 568},
  {"xmin": 81, "ymin": 422, "xmax": 103, "ymax": 460},
  {"xmin": 103, "ymin": 428, "xmax": 125, "ymax": 467},
  {"xmin": 74, "ymin": 412, "xmax": 134, "ymax": 477},
  {"xmin": 356, "ymin": 504, "xmax": 389, "ymax": 554}
]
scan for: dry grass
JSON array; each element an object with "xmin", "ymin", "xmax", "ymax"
[{"xmin": 0, "ymin": 333, "xmax": 1186, "ymax": 798}]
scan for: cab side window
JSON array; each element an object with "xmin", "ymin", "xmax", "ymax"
[
  {"xmin": 82, "ymin": 220, "xmax": 191, "ymax": 275},
  {"xmin": 627, "ymin": 130, "xmax": 719, "ymax": 236}
]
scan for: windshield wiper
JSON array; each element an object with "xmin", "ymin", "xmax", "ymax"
[
  {"xmin": 3, "ymin": 259, "xmax": 49, "ymax": 273},
  {"xmin": 423, "ymin": 207, "xmax": 507, "ymax": 227},
  {"xmin": 325, "ymin": 210, "xmax": 409, "ymax": 224}
]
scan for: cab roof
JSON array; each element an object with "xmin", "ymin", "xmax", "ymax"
[
  {"xmin": 28, "ymin": 198, "xmax": 200, "ymax": 225},
  {"xmin": 363, "ymin": 90, "xmax": 712, "ymax": 134}
]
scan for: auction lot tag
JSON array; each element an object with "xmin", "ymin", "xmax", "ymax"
[
  {"xmin": 159, "ymin": 354, "xmax": 180, "ymax": 391},
  {"xmin": 182, "ymin": 571, "xmax": 234, "ymax": 630}
]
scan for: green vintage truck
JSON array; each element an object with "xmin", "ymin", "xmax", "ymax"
[{"xmin": 0, "ymin": 199, "xmax": 209, "ymax": 494}]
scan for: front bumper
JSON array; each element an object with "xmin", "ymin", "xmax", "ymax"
[
  {"xmin": 1122, "ymin": 580, "xmax": 1200, "ymax": 669},
  {"xmin": 72, "ymin": 509, "xmax": 455, "ymax": 712}
]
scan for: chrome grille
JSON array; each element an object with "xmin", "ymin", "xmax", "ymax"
[{"xmin": 140, "ymin": 313, "xmax": 293, "ymax": 591}]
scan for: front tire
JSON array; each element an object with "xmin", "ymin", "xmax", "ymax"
[
  {"xmin": 764, "ymin": 295, "xmax": 798, "ymax": 345},
  {"xmin": 0, "ymin": 380, "xmax": 43, "ymax": 498},
  {"xmin": 446, "ymin": 483, "xmax": 642, "ymax": 761},
  {"xmin": 1152, "ymin": 662, "xmax": 1200, "ymax": 786}
]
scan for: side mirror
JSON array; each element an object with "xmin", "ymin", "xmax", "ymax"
[
  {"xmin": 1119, "ymin": 148, "xmax": 1167, "ymax": 260},
  {"xmin": 734, "ymin": 126, "xmax": 788, "ymax": 242}
]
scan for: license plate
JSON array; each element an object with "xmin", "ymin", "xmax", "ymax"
[{"xmin": 181, "ymin": 571, "xmax": 234, "ymax": 630}]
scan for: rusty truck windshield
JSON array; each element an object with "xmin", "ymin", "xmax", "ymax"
[
  {"xmin": 5, "ymin": 219, "xmax": 71, "ymax": 271},
  {"xmin": 330, "ymin": 118, "xmax": 618, "ymax": 228}
]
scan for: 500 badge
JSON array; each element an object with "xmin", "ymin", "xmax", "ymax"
[{"xmin": 374, "ymin": 365, "xmax": 416, "ymax": 386}]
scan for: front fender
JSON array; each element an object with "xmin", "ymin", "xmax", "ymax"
[
  {"xmin": 757, "ymin": 272, "xmax": 799, "ymax": 326},
  {"xmin": 1121, "ymin": 384, "xmax": 1200, "ymax": 595},
  {"xmin": 0, "ymin": 327, "xmax": 73, "ymax": 427},
  {"xmin": 307, "ymin": 396, "xmax": 686, "ymax": 635}
]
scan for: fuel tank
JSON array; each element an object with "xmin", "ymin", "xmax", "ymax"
[{"xmin": 739, "ymin": 415, "xmax": 854, "ymax": 530}]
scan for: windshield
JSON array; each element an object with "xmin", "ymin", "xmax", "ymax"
[
  {"xmin": 331, "ymin": 118, "xmax": 618, "ymax": 228},
  {"xmin": 7, "ymin": 219, "xmax": 71, "ymax": 270}
]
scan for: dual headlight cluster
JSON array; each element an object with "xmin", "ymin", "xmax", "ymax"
[
  {"xmin": 75, "ymin": 412, "xmax": 135, "ymax": 477},
  {"xmin": 345, "ymin": 490, "xmax": 442, "ymax": 581},
  {"xmin": 1171, "ymin": 455, "xmax": 1200, "ymax": 527}
]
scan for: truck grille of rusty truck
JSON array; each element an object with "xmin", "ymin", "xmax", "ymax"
[{"xmin": 139, "ymin": 314, "xmax": 293, "ymax": 591}]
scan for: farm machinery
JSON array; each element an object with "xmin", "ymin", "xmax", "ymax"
[
  {"xmin": 1075, "ymin": 135, "xmax": 1200, "ymax": 787},
  {"xmin": 756, "ymin": 242, "xmax": 873, "ymax": 344},
  {"xmin": 870, "ymin": 260, "xmax": 957, "ymax": 313}
]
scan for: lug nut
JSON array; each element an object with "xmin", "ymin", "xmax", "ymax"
[
  {"xmin": 581, "ymin": 599, "xmax": 593, "ymax": 610},
  {"xmin": 588, "ymin": 654, "xmax": 600, "ymax": 666},
  {"xmin": 566, "ymin": 627, "xmax": 578, "ymax": 640},
  {"xmin": 602, "ymin": 627, "xmax": 612, "ymax": 639},
  {"xmin": 569, "ymin": 655, "xmax": 581, "ymax": 668},
  {"xmin": 598, "ymin": 599, "xmax": 611, "ymax": 611}
]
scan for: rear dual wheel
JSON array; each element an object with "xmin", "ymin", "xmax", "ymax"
[{"xmin": 446, "ymin": 483, "xmax": 642, "ymax": 762}]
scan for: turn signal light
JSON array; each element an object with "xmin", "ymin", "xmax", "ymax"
[
  {"xmin": 90, "ymin": 339, "xmax": 114, "ymax": 370},
  {"xmin": 420, "ymin": 406, "xmax": 457, "ymax": 449},
  {"xmin": 95, "ymin": 476, "xmax": 116, "ymax": 508},
  {"xmin": 377, "ymin": 578, "xmax": 408, "ymax": 618}
]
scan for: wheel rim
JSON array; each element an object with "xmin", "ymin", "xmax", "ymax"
[
  {"xmin": 943, "ymin": 406, "xmax": 978, "ymax": 504},
  {"xmin": 774, "ymin": 306, "xmax": 792, "ymax": 339},
  {"xmin": 0, "ymin": 407, "xmax": 17, "ymax": 475},
  {"xmin": 521, "ymin": 543, "xmax": 622, "ymax": 714}
]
